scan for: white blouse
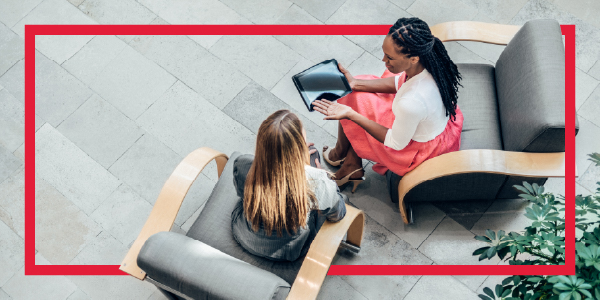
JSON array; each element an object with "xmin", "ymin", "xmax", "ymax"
[{"xmin": 383, "ymin": 69, "xmax": 449, "ymax": 151}]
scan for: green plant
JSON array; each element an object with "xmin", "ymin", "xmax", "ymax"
[{"xmin": 474, "ymin": 153, "xmax": 600, "ymax": 300}]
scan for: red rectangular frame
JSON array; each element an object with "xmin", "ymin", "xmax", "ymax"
[{"xmin": 24, "ymin": 24, "xmax": 576, "ymax": 276}]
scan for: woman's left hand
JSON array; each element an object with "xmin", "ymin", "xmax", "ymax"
[{"xmin": 313, "ymin": 100, "xmax": 355, "ymax": 120}]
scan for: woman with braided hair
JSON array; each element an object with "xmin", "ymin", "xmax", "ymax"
[{"xmin": 313, "ymin": 17, "xmax": 463, "ymax": 194}]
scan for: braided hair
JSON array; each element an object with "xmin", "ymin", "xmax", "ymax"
[{"xmin": 388, "ymin": 17, "xmax": 461, "ymax": 121}]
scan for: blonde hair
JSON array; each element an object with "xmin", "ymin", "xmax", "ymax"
[{"xmin": 244, "ymin": 110, "xmax": 316, "ymax": 236}]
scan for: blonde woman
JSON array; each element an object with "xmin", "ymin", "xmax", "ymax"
[{"xmin": 231, "ymin": 110, "xmax": 347, "ymax": 261}]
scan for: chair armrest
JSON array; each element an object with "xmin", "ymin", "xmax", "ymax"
[
  {"xmin": 287, "ymin": 205, "xmax": 364, "ymax": 300},
  {"xmin": 430, "ymin": 21, "xmax": 520, "ymax": 45},
  {"xmin": 120, "ymin": 147, "xmax": 229, "ymax": 280},
  {"xmin": 397, "ymin": 150, "xmax": 566, "ymax": 224},
  {"xmin": 137, "ymin": 232, "xmax": 291, "ymax": 300}
]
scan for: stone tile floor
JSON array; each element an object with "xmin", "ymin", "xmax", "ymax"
[{"xmin": 1, "ymin": 0, "xmax": 599, "ymax": 299}]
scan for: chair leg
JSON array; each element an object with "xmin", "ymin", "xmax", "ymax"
[{"xmin": 345, "ymin": 212, "xmax": 364, "ymax": 248}]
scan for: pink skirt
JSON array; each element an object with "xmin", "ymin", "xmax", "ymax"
[{"xmin": 338, "ymin": 70, "xmax": 463, "ymax": 176}]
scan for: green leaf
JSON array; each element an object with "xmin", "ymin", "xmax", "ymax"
[
  {"xmin": 475, "ymin": 236, "xmax": 492, "ymax": 243},
  {"xmin": 486, "ymin": 229, "xmax": 496, "ymax": 241},
  {"xmin": 502, "ymin": 277, "xmax": 513, "ymax": 286},
  {"xmin": 501, "ymin": 289, "xmax": 511, "ymax": 297},
  {"xmin": 523, "ymin": 181, "xmax": 535, "ymax": 194},
  {"xmin": 487, "ymin": 246, "xmax": 497, "ymax": 258},
  {"xmin": 579, "ymin": 289, "xmax": 592, "ymax": 299},
  {"xmin": 483, "ymin": 287, "xmax": 495, "ymax": 299},
  {"xmin": 478, "ymin": 295, "xmax": 492, "ymax": 300},
  {"xmin": 494, "ymin": 285, "xmax": 503, "ymax": 299},
  {"xmin": 527, "ymin": 277, "xmax": 543, "ymax": 283},
  {"xmin": 514, "ymin": 185, "xmax": 531, "ymax": 194},
  {"xmin": 554, "ymin": 283, "xmax": 570, "ymax": 290},
  {"xmin": 473, "ymin": 247, "xmax": 489, "ymax": 255},
  {"xmin": 558, "ymin": 292, "xmax": 571, "ymax": 300}
]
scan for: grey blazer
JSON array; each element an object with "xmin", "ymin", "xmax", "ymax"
[{"xmin": 231, "ymin": 154, "xmax": 347, "ymax": 262}]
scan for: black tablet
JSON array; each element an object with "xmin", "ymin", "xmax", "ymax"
[{"xmin": 292, "ymin": 59, "xmax": 352, "ymax": 112}]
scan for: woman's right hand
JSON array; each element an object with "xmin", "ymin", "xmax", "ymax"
[{"xmin": 338, "ymin": 63, "xmax": 356, "ymax": 90}]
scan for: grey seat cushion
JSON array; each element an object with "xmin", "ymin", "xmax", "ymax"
[
  {"xmin": 186, "ymin": 152, "xmax": 304, "ymax": 285},
  {"xmin": 456, "ymin": 63, "xmax": 503, "ymax": 151}
]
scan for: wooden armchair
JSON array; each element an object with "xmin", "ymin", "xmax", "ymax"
[
  {"xmin": 393, "ymin": 20, "xmax": 575, "ymax": 224},
  {"xmin": 120, "ymin": 147, "xmax": 365, "ymax": 300}
]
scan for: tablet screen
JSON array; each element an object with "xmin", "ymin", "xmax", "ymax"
[{"xmin": 292, "ymin": 59, "xmax": 352, "ymax": 111}]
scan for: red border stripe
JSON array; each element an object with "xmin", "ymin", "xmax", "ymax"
[{"xmin": 24, "ymin": 24, "xmax": 576, "ymax": 276}]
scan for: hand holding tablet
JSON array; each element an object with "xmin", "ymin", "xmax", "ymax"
[{"xmin": 292, "ymin": 59, "xmax": 352, "ymax": 112}]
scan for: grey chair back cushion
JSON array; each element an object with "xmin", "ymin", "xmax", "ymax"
[
  {"xmin": 138, "ymin": 232, "xmax": 290, "ymax": 300},
  {"xmin": 495, "ymin": 19, "xmax": 569, "ymax": 152},
  {"xmin": 186, "ymin": 152, "xmax": 305, "ymax": 285},
  {"xmin": 456, "ymin": 64, "xmax": 503, "ymax": 151}
]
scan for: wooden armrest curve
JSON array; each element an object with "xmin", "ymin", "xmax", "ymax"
[
  {"xmin": 430, "ymin": 21, "xmax": 521, "ymax": 45},
  {"xmin": 397, "ymin": 150, "xmax": 566, "ymax": 224},
  {"xmin": 287, "ymin": 205, "xmax": 364, "ymax": 300},
  {"xmin": 120, "ymin": 147, "xmax": 229, "ymax": 280}
]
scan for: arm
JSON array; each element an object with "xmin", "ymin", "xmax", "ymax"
[{"xmin": 339, "ymin": 63, "xmax": 397, "ymax": 94}]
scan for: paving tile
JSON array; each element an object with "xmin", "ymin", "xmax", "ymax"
[
  {"xmin": 90, "ymin": 46, "xmax": 176, "ymax": 120},
  {"xmin": 210, "ymin": 35, "xmax": 301, "ymax": 90},
  {"xmin": 288, "ymin": 0, "xmax": 346, "ymax": 23},
  {"xmin": 69, "ymin": 231, "xmax": 126, "ymax": 265},
  {"xmin": 68, "ymin": 0, "xmax": 85, "ymax": 6},
  {"xmin": 327, "ymin": 0, "xmax": 411, "ymax": 26},
  {"xmin": 3, "ymin": 254, "xmax": 77, "ymax": 300},
  {"xmin": 0, "ymin": 288, "xmax": 11, "ymax": 300},
  {"xmin": 89, "ymin": 184, "xmax": 153, "ymax": 246},
  {"xmin": 219, "ymin": 0, "xmax": 291, "ymax": 24},
  {"xmin": 443, "ymin": 42, "xmax": 490, "ymax": 64},
  {"xmin": 0, "ymin": 168, "xmax": 25, "ymax": 239},
  {"xmin": 0, "ymin": 90, "xmax": 24, "ymax": 152},
  {"xmin": 321, "ymin": 119, "xmax": 339, "ymax": 138},
  {"xmin": 107, "ymin": 132, "xmax": 217, "ymax": 225},
  {"xmin": 407, "ymin": 0, "xmax": 478, "ymax": 26},
  {"xmin": 129, "ymin": 34, "xmax": 250, "ymax": 109},
  {"xmin": 68, "ymin": 273, "xmax": 155, "ymax": 300},
  {"xmin": 35, "ymin": 175, "xmax": 103, "ymax": 265},
  {"xmin": 0, "ymin": 60, "xmax": 24, "ymax": 103},
  {"xmin": 274, "ymin": 4, "xmax": 322, "ymax": 25},
  {"xmin": 575, "ymin": 116, "xmax": 600, "ymax": 174},
  {"xmin": 0, "ymin": 220, "xmax": 23, "ymax": 287},
  {"xmin": 0, "ymin": 0, "xmax": 44, "ymax": 28},
  {"xmin": 35, "ymin": 51, "xmax": 93, "ymax": 127},
  {"xmin": 578, "ymin": 162, "xmax": 600, "ymax": 195},
  {"xmin": 549, "ymin": 0, "xmax": 600, "ymax": 29},
  {"xmin": 346, "ymin": 50, "xmax": 387, "ymax": 78},
  {"xmin": 13, "ymin": 0, "xmax": 96, "ymax": 64},
  {"xmin": 589, "ymin": 60, "xmax": 600, "ymax": 81},
  {"xmin": 275, "ymin": 34, "xmax": 364, "ymax": 67},
  {"xmin": 61, "ymin": 35, "xmax": 128, "ymax": 86},
  {"xmin": 66, "ymin": 289, "xmax": 89, "ymax": 300},
  {"xmin": 578, "ymin": 85, "xmax": 600, "ymax": 128},
  {"xmin": 344, "ymin": 35, "xmax": 386, "ymax": 64},
  {"xmin": 404, "ymin": 275, "xmax": 479, "ymax": 300},
  {"xmin": 0, "ymin": 23, "xmax": 23, "ymax": 77},
  {"xmin": 453, "ymin": 275, "xmax": 489, "ymax": 293},
  {"xmin": 318, "ymin": 276, "xmax": 367, "ymax": 300},
  {"xmin": 35, "ymin": 124, "xmax": 121, "ymax": 215},
  {"xmin": 137, "ymin": 81, "xmax": 256, "ymax": 167},
  {"xmin": 575, "ymin": 68, "xmax": 599, "ymax": 112},
  {"xmin": 419, "ymin": 217, "xmax": 500, "ymax": 265},
  {"xmin": 223, "ymin": 81, "xmax": 336, "ymax": 157},
  {"xmin": 108, "ymin": 134, "xmax": 182, "ymax": 204},
  {"xmin": 340, "ymin": 166, "xmax": 446, "ymax": 249},
  {"xmin": 432, "ymin": 199, "xmax": 494, "ymax": 230},
  {"xmin": 270, "ymin": 58, "xmax": 329, "ymax": 127},
  {"xmin": 78, "ymin": 0, "xmax": 156, "ymax": 24},
  {"xmin": 388, "ymin": 0, "xmax": 417, "ymax": 10},
  {"xmin": 0, "ymin": 145, "xmax": 22, "ymax": 186},
  {"xmin": 458, "ymin": 0, "xmax": 528, "ymax": 24},
  {"xmin": 544, "ymin": 177, "xmax": 594, "ymax": 197},
  {"xmin": 470, "ymin": 198, "xmax": 532, "ymax": 237},
  {"xmin": 138, "ymin": 0, "xmax": 245, "ymax": 49},
  {"xmin": 148, "ymin": 290, "xmax": 169, "ymax": 300},
  {"xmin": 57, "ymin": 94, "xmax": 145, "ymax": 168},
  {"xmin": 510, "ymin": 0, "xmax": 600, "ymax": 72},
  {"xmin": 333, "ymin": 215, "xmax": 431, "ymax": 299}
]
